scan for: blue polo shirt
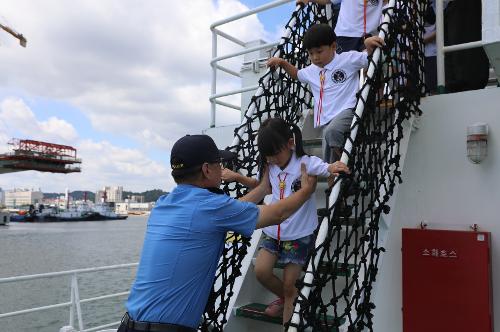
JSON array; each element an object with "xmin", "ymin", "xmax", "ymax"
[{"xmin": 126, "ymin": 184, "xmax": 259, "ymax": 328}]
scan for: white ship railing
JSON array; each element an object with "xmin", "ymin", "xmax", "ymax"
[
  {"xmin": 209, "ymin": 0, "xmax": 295, "ymax": 127},
  {"xmin": 0, "ymin": 263, "xmax": 138, "ymax": 332}
]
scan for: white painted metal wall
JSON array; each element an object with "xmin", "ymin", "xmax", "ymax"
[{"xmin": 373, "ymin": 87, "xmax": 500, "ymax": 331}]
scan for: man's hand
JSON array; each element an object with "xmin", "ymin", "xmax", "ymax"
[
  {"xmin": 364, "ymin": 36, "xmax": 385, "ymax": 55},
  {"xmin": 300, "ymin": 163, "xmax": 317, "ymax": 195},
  {"xmin": 296, "ymin": 0, "xmax": 311, "ymax": 5}
]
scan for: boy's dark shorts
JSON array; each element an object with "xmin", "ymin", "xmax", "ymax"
[{"xmin": 337, "ymin": 36, "xmax": 366, "ymax": 54}]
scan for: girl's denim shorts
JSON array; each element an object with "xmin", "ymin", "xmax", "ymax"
[{"xmin": 259, "ymin": 233, "xmax": 315, "ymax": 266}]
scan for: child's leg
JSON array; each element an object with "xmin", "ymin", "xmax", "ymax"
[
  {"xmin": 322, "ymin": 108, "xmax": 354, "ymax": 163},
  {"xmin": 254, "ymin": 248, "xmax": 283, "ymax": 297},
  {"xmin": 322, "ymin": 109, "xmax": 355, "ymax": 187},
  {"xmin": 279, "ymin": 234, "xmax": 316, "ymax": 325},
  {"xmin": 282, "ymin": 263, "xmax": 303, "ymax": 325}
]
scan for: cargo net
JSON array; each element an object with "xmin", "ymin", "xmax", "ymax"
[{"xmin": 200, "ymin": 1, "xmax": 427, "ymax": 331}]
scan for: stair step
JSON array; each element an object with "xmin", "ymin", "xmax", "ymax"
[
  {"xmin": 303, "ymin": 138, "xmax": 322, "ymax": 159},
  {"xmin": 234, "ymin": 303, "xmax": 343, "ymax": 330},
  {"xmin": 317, "ymin": 208, "xmax": 361, "ymax": 227},
  {"xmin": 377, "ymin": 98, "xmax": 395, "ymax": 109},
  {"xmin": 251, "ymin": 258, "xmax": 354, "ymax": 277},
  {"xmin": 303, "ymin": 138, "xmax": 322, "ymax": 147}
]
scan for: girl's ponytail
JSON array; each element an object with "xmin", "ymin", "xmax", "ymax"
[{"xmin": 291, "ymin": 123, "xmax": 306, "ymax": 157}]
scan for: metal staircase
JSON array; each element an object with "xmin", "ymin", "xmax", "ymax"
[{"xmin": 206, "ymin": 0, "xmax": 426, "ymax": 330}]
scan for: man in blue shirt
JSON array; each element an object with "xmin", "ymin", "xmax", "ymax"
[{"xmin": 119, "ymin": 134, "xmax": 317, "ymax": 332}]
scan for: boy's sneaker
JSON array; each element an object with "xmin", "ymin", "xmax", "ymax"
[{"xmin": 264, "ymin": 297, "xmax": 285, "ymax": 317}]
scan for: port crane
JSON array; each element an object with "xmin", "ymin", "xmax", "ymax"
[{"xmin": 0, "ymin": 19, "xmax": 27, "ymax": 47}]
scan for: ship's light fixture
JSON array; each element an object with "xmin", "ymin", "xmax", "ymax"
[{"xmin": 467, "ymin": 123, "xmax": 488, "ymax": 164}]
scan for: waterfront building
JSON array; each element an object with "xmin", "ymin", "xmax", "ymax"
[
  {"xmin": 5, "ymin": 189, "xmax": 43, "ymax": 208},
  {"xmin": 95, "ymin": 186, "xmax": 123, "ymax": 203},
  {"xmin": 128, "ymin": 195, "xmax": 144, "ymax": 203},
  {"xmin": 115, "ymin": 202, "xmax": 153, "ymax": 215}
]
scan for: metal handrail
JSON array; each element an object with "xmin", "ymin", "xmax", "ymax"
[
  {"xmin": 0, "ymin": 263, "xmax": 137, "ymax": 283},
  {"xmin": 209, "ymin": 0, "xmax": 294, "ymax": 127},
  {"xmin": 0, "ymin": 263, "xmax": 138, "ymax": 331}
]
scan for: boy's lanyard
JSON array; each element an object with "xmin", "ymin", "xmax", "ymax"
[
  {"xmin": 277, "ymin": 172, "xmax": 288, "ymax": 244},
  {"xmin": 317, "ymin": 69, "xmax": 327, "ymax": 127}
]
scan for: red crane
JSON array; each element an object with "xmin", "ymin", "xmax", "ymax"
[{"xmin": 0, "ymin": 139, "xmax": 82, "ymax": 174}]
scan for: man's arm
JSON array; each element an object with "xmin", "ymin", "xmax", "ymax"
[
  {"xmin": 239, "ymin": 165, "xmax": 271, "ymax": 203},
  {"xmin": 267, "ymin": 57, "xmax": 298, "ymax": 80},
  {"xmin": 222, "ymin": 168, "xmax": 259, "ymax": 188},
  {"xmin": 255, "ymin": 163, "xmax": 317, "ymax": 229}
]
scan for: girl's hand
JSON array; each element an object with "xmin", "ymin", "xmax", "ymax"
[
  {"xmin": 221, "ymin": 168, "xmax": 240, "ymax": 182},
  {"xmin": 327, "ymin": 161, "xmax": 350, "ymax": 177}
]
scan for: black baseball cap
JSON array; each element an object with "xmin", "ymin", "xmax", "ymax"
[{"xmin": 170, "ymin": 134, "xmax": 235, "ymax": 176}]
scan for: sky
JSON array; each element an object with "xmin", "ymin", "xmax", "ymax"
[{"xmin": 0, "ymin": 0, "xmax": 297, "ymax": 193}]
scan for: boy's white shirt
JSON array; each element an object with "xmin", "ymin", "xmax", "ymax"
[
  {"xmin": 334, "ymin": 0, "xmax": 384, "ymax": 37},
  {"xmin": 297, "ymin": 51, "xmax": 368, "ymax": 128},
  {"xmin": 263, "ymin": 152, "xmax": 330, "ymax": 241}
]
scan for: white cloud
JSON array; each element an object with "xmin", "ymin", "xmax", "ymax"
[
  {"xmin": 0, "ymin": 0, "xmax": 269, "ymax": 147},
  {"xmin": 0, "ymin": 98, "xmax": 78, "ymax": 143},
  {"xmin": 0, "ymin": 0, "xmax": 280, "ymax": 192}
]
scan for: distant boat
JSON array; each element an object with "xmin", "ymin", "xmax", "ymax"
[
  {"xmin": 53, "ymin": 202, "xmax": 100, "ymax": 221},
  {"xmin": 92, "ymin": 203, "xmax": 128, "ymax": 220}
]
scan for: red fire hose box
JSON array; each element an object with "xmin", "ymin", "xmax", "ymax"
[{"xmin": 402, "ymin": 228, "xmax": 493, "ymax": 332}]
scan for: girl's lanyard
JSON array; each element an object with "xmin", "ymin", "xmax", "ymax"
[
  {"xmin": 317, "ymin": 69, "xmax": 327, "ymax": 127},
  {"xmin": 277, "ymin": 172, "xmax": 288, "ymax": 244}
]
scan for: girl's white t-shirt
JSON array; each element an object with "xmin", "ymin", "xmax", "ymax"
[
  {"xmin": 263, "ymin": 153, "xmax": 330, "ymax": 241},
  {"xmin": 334, "ymin": 0, "xmax": 384, "ymax": 38}
]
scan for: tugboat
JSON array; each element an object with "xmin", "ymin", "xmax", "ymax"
[
  {"xmin": 54, "ymin": 202, "xmax": 100, "ymax": 221},
  {"xmin": 92, "ymin": 202, "xmax": 128, "ymax": 220}
]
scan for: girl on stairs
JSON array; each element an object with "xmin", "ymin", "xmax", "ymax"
[{"xmin": 222, "ymin": 117, "xmax": 349, "ymax": 325}]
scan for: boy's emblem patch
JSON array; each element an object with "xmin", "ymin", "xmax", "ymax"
[
  {"xmin": 291, "ymin": 177, "xmax": 301, "ymax": 192},
  {"xmin": 332, "ymin": 69, "xmax": 347, "ymax": 84}
]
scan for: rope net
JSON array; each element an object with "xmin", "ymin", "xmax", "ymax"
[{"xmin": 200, "ymin": 1, "xmax": 427, "ymax": 331}]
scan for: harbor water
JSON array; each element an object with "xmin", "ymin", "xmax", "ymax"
[{"xmin": 0, "ymin": 216, "xmax": 148, "ymax": 332}]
